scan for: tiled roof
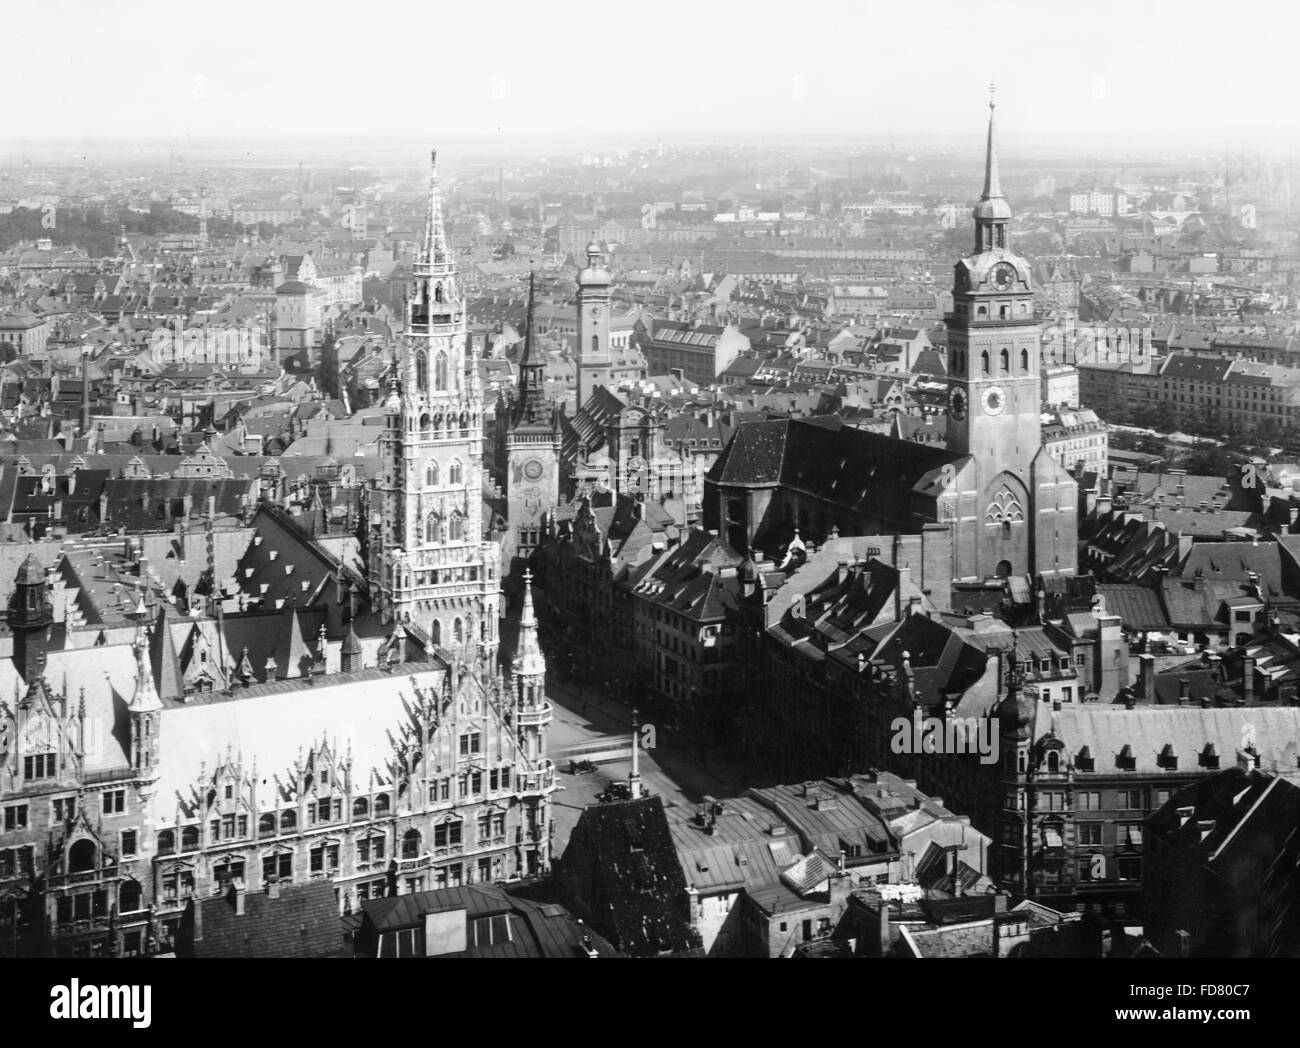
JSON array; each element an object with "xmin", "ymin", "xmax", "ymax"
[{"xmin": 192, "ymin": 882, "xmax": 346, "ymax": 958}]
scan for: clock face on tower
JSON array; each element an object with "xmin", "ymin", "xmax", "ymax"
[
  {"xmin": 523, "ymin": 458, "xmax": 544, "ymax": 481},
  {"xmin": 982, "ymin": 386, "xmax": 1006, "ymax": 416},
  {"xmin": 992, "ymin": 263, "xmax": 1016, "ymax": 291}
]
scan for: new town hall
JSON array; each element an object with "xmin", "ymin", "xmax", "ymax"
[{"xmin": 0, "ymin": 153, "xmax": 555, "ymax": 958}]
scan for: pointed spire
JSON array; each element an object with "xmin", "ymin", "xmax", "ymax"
[
  {"xmin": 513, "ymin": 569, "xmax": 546, "ymax": 680},
  {"xmin": 981, "ymin": 83, "xmax": 1003, "ymax": 202},
  {"xmin": 130, "ymin": 627, "xmax": 163, "ymax": 714},
  {"xmin": 520, "ymin": 269, "xmax": 536, "ymax": 370},
  {"xmin": 420, "ymin": 148, "xmax": 451, "ymax": 274}
]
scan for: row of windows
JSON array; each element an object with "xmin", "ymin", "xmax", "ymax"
[
  {"xmin": 1008, "ymin": 788, "xmax": 1163, "ymax": 812},
  {"xmin": 422, "ymin": 461, "xmax": 465, "ymax": 487}
]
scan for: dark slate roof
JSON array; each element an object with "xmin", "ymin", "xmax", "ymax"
[
  {"xmin": 1147, "ymin": 767, "xmax": 1300, "ymax": 868},
  {"xmin": 1096, "ymin": 584, "xmax": 1171, "ymax": 630},
  {"xmin": 192, "ymin": 882, "xmax": 346, "ymax": 958},
  {"xmin": 707, "ymin": 416, "xmax": 959, "ymax": 534},
  {"xmin": 556, "ymin": 795, "xmax": 703, "ymax": 958}
]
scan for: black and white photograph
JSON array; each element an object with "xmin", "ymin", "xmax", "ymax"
[{"xmin": 0, "ymin": 0, "xmax": 1296, "ymax": 1023}]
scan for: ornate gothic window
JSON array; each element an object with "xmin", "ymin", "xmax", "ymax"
[
  {"xmin": 426, "ymin": 514, "xmax": 443, "ymax": 544},
  {"xmin": 414, "ymin": 350, "xmax": 428, "ymax": 391},
  {"xmin": 449, "ymin": 461, "xmax": 463, "ymax": 486},
  {"xmin": 426, "ymin": 462, "xmax": 439, "ymax": 487},
  {"xmin": 434, "ymin": 352, "xmax": 449, "ymax": 390},
  {"xmin": 1020, "ymin": 348, "xmax": 1029, "ymax": 372},
  {"xmin": 449, "ymin": 513, "xmax": 464, "ymax": 542},
  {"xmin": 999, "ymin": 348, "xmax": 1009, "ymax": 373},
  {"xmin": 985, "ymin": 489, "xmax": 1025, "ymax": 525},
  {"xmin": 980, "ymin": 350, "xmax": 990, "ymax": 375}
]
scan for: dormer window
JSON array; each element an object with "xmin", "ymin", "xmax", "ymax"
[{"xmin": 1117, "ymin": 745, "xmax": 1136, "ymax": 771}]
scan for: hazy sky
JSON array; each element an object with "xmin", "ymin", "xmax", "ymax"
[{"xmin": 7, "ymin": 0, "xmax": 1297, "ymax": 155}]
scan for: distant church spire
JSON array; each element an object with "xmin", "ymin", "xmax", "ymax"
[
  {"xmin": 981, "ymin": 83, "xmax": 1003, "ymax": 202},
  {"xmin": 517, "ymin": 270, "xmax": 548, "ymax": 424}
]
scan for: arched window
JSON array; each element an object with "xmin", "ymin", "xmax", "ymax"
[
  {"xmin": 426, "ymin": 515, "xmax": 443, "ymax": 544},
  {"xmin": 977, "ymin": 305, "xmax": 987, "ymax": 317},
  {"xmin": 375, "ymin": 793, "xmax": 391, "ymax": 816},
  {"xmin": 353, "ymin": 797, "xmax": 369, "ymax": 818},
  {"xmin": 591, "ymin": 335, "xmax": 599, "ymax": 353},
  {"xmin": 258, "ymin": 813, "xmax": 276, "ymax": 837},
  {"xmin": 1046, "ymin": 750, "xmax": 1060, "ymax": 773},
  {"xmin": 449, "ymin": 461, "xmax": 463, "ymax": 486},
  {"xmin": 279, "ymin": 810, "xmax": 297, "ymax": 833},
  {"xmin": 454, "ymin": 618, "xmax": 465, "ymax": 645},
  {"xmin": 434, "ymin": 282, "xmax": 443, "ymax": 304},
  {"xmin": 985, "ymin": 489, "xmax": 1025, "ymax": 525},
  {"xmin": 181, "ymin": 825, "xmax": 200, "ymax": 851},
  {"xmin": 426, "ymin": 462, "xmax": 438, "ymax": 487},
  {"xmin": 68, "ymin": 839, "xmax": 96, "ymax": 873},
  {"xmin": 157, "ymin": 829, "xmax": 176, "ymax": 855},
  {"xmin": 419, "ymin": 413, "xmax": 430, "ymax": 433},
  {"xmin": 1000, "ymin": 348, "xmax": 1009, "ymax": 373},
  {"xmin": 402, "ymin": 829, "xmax": 421, "ymax": 859},
  {"xmin": 449, "ymin": 514, "xmax": 464, "ymax": 542},
  {"xmin": 980, "ymin": 350, "xmax": 990, "ymax": 375},
  {"xmin": 414, "ymin": 350, "xmax": 428, "ymax": 391},
  {"xmin": 432, "ymin": 620, "xmax": 442, "ymax": 645},
  {"xmin": 1020, "ymin": 348, "xmax": 1029, "ymax": 372},
  {"xmin": 434, "ymin": 352, "xmax": 448, "ymax": 390}
]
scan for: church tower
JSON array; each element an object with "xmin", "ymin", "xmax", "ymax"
[
  {"xmin": 371, "ymin": 149, "xmax": 501, "ymax": 659},
  {"xmin": 944, "ymin": 93, "xmax": 1077, "ymax": 580},
  {"xmin": 575, "ymin": 241, "xmax": 613, "ymax": 408},
  {"xmin": 504, "ymin": 272, "xmax": 561, "ymax": 569}
]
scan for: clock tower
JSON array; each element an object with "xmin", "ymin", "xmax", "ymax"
[
  {"xmin": 505, "ymin": 271, "xmax": 561, "ymax": 571},
  {"xmin": 575, "ymin": 241, "xmax": 613, "ymax": 409},
  {"xmin": 371, "ymin": 149, "xmax": 501, "ymax": 658},
  {"xmin": 943, "ymin": 93, "xmax": 1077, "ymax": 580}
]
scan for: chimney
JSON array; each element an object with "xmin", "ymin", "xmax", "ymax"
[
  {"xmin": 878, "ymin": 902, "xmax": 891, "ymax": 957},
  {"xmin": 1242, "ymin": 655, "xmax": 1255, "ymax": 703},
  {"xmin": 232, "ymin": 878, "xmax": 246, "ymax": 916},
  {"xmin": 1137, "ymin": 653, "xmax": 1155, "ymax": 702},
  {"xmin": 267, "ymin": 878, "xmax": 281, "ymax": 900}
]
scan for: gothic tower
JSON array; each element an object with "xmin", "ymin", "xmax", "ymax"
[
  {"xmin": 575, "ymin": 241, "xmax": 613, "ymax": 408},
  {"xmin": 944, "ymin": 94, "xmax": 1077, "ymax": 580},
  {"xmin": 504, "ymin": 272, "xmax": 561, "ymax": 568},
  {"xmin": 371, "ymin": 149, "xmax": 501, "ymax": 659}
]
